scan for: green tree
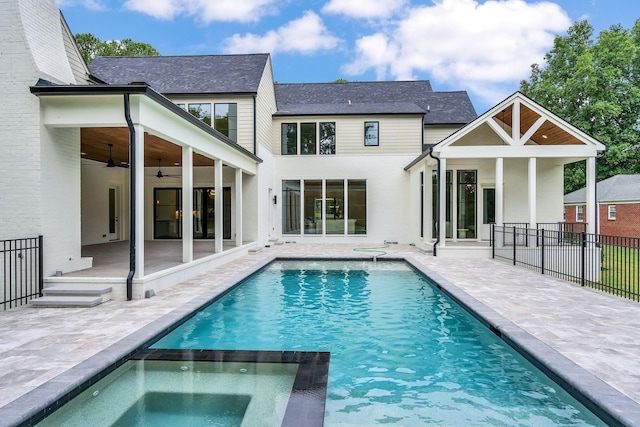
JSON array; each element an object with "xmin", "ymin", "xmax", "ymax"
[
  {"xmin": 520, "ymin": 20, "xmax": 640, "ymax": 193},
  {"xmin": 74, "ymin": 33, "xmax": 159, "ymax": 64}
]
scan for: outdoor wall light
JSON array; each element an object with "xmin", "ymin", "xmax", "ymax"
[{"xmin": 273, "ymin": 195, "xmax": 277, "ymax": 204}]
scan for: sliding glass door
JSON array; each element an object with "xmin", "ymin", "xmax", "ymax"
[{"xmin": 154, "ymin": 187, "xmax": 231, "ymax": 239}]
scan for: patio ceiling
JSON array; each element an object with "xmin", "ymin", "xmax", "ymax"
[
  {"xmin": 494, "ymin": 103, "xmax": 583, "ymax": 146},
  {"xmin": 81, "ymin": 127, "xmax": 215, "ymax": 167}
]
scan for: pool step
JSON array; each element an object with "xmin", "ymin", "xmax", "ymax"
[{"xmin": 30, "ymin": 285, "xmax": 112, "ymax": 308}]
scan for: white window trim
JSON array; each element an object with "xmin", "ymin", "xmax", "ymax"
[
  {"xmin": 608, "ymin": 205, "xmax": 616, "ymax": 220},
  {"xmin": 576, "ymin": 205, "xmax": 584, "ymax": 222}
]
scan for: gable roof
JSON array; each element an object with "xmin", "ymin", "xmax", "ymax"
[
  {"xmin": 89, "ymin": 54, "xmax": 269, "ymax": 94},
  {"xmin": 564, "ymin": 174, "xmax": 640, "ymax": 204},
  {"xmin": 405, "ymin": 91, "xmax": 606, "ymax": 170},
  {"xmin": 274, "ymin": 81, "xmax": 476, "ymax": 123}
]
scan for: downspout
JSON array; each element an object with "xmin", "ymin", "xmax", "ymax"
[
  {"xmin": 428, "ymin": 147, "xmax": 440, "ymax": 256},
  {"xmin": 124, "ymin": 93, "xmax": 135, "ymax": 301}
]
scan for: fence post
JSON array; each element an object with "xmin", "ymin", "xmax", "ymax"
[
  {"xmin": 38, "ymin": 235, "xmax": 44, "ymax": 296},
  {"xmin": 491, "ymin": 224, "xmax": 495, "ymax": 259},
  {"xmin": 581, "ymin": 231, "xmax": 586, "ymax": 287},
  {"xmin": 513, "ymin": 226, "xmax": 517, "ymax": 265},
  {"xmin": 541, "ymin": 228, "xmax": 545, "ymax": 275}
]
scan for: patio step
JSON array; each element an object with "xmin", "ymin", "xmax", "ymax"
[
  {"xmin": 29, "ymin": 285, "xmax": 112, "ymax": 308},
  {"xmin": 42, "ymin": 284, "xmax": 112, "ymax": 297},
  {"xmin": 29, "ymin": 295, "xmax": 104, "ymax": 308}
]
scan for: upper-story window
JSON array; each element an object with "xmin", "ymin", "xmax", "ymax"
[
  {"xmin": 364, "ymin": 121, "xmax": 379, "ymax": 146},
  {"xmin": 301, "ymin": 123, "xmax": 317, "ymax": 155},
  {"xmin": 608, "ymin": 205, "xmax": 616, "ymax": 220},
  {"xmin": 188, "ymin": 103, "xmax": 211, "ymax": 125},
  {"xmin": 319, "ymin": 122, "xmax": 336, "ymax": 155},
  {"xmin": 214, "ymin": 103, "xmax": 237, "ymax": 142},
  {"xmin": 576, "ymin": 205, "xmax": 584, "ymax": 222},
  {"xmin": 282, "ymin": 123, "xmax": 297, "ymax": 155},
  {"xmin": 282, "ymin": 122, "xmax": 336, "ymax": 155}
]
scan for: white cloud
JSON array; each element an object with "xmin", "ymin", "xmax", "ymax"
[
  {"xmin": 322, "ymin": 0, "xmax": 408, "ymax": 19},
  {"xmin": 222, "ymin": 11, "xmax": 341, "ymax": 55},
  {"xmin": 342, "ymin": 0, "xmax": 571, "ymax": 105},
  {"xmin": 122, "ymin": 0, "xmax": 279, "ymax": 23},
  {"xmin": 54, "ymin": 0, "xmax": 107, "ymax": 10}
]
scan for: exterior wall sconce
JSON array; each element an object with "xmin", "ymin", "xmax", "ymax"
[{"xmin": 273, "ymin": 195, "xmax": 277, "ymax": 204}]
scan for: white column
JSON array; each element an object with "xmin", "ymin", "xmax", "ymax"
[
  {"xmin": 495, "ymin": 158, "xmax": 504, "ymax": 226},
  {"xmin": 134, "ymin": 125, "xmax": 145, "ymax": 279},
  {"xmin": 438, "ymin": 158, "xmax": 447, "ymax": 247},
  {"xmin": 235, "ymin": 168, "xmax": 243, "ymax": 247},
  {"xmin": 528, "ymin": 157, "xmax": 537, "ymax": 228},
  {"xmin": 214, "ymin": 160, "xmax": 223, "ymax": 253},
  {"xmin": 182, "ymin": 146, "xmax": 193, "ymax": 263},
  {"xmin": 586, "ymin": 156, "xmax": 596, "ymax": 234}
]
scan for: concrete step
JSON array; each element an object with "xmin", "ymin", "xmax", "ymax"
[
  {"xmin": 42, "ymin": 285, "xmax": 112, "ymax": 297},
  {"xmin": 29, "ymin": 296, "xmax": 104, "ymax": 308}
]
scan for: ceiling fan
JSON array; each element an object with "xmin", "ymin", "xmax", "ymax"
[
  {"xmin": 154, "ymin": 158, "xmax": 181, "ymax": 179},
  {"xmin": 105, "ymin": 143, "xmax": 128, "ymax": 168}
]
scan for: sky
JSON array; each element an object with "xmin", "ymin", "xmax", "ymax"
[{"xmin": 55, "ymin": 0, "xmax": 640, "ymax": 113}]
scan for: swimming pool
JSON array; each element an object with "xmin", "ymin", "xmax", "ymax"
[{"xmin": 151, "ymin": 259, "xmax": 606, "ymax": 426}]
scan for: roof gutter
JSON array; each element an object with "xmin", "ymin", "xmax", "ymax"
[{"xmin": 428, "ymin": 147, "xmax": 440, "ymax": 256}]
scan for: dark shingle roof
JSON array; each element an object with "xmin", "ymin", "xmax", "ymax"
[
  {"xmin": 564, "ymin": 174, "xmax": 640, "ymax": 203},
  {"xmin": 274, "ymin": 81, "xmax": 476, "ymax": 124},
  {"xmin": 88, "ymin": 54, "xmax": 269, "ymax": 94},
  {"xmin": 274, "ymin": 102, "xmax": 426, "ymax": 116}
]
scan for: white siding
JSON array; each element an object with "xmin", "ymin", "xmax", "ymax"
[
  {"xmin": 255, "ymin": 56, "xmax": 277, "ymax": 154},
  {"xmin": 60, "ymin": 13, "xmax": 91, "ymax": 84},
  {"xmin": 273, "ymin": 115, "xmax": 423, "ymax": 156},
  {"xmin": 423, "ymin": 125, "xmax": 461, "ymax": 146}
]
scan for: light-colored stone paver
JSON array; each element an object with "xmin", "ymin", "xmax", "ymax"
[{"xmin": 1, "ymin": 243, "xmax": 639, "ymax": 418}]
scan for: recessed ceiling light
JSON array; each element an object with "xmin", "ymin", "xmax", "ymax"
[{"xmin": 542, "ymin": 135, "xmax": 548, "ymax": 139}]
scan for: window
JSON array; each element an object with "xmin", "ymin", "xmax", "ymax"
[
  {"xmin": 319, "ymin": 122, "xmax": 336, "ymax": 155},
  {"xmin": 281, "ymin": 179, "xmax": 366, "ymax": 235},
  {"xmin": 301, "ymin": 123, "xmax": 317, "ymax": 155},
  {"xmin": 608, "ymin": 205, "xmax": 616, "ymax": 220},
  {"xmin": 281, "ymin": 123, "xmax": 297, "ymax": 155},
  {"xmin": 563, "ymin": 206, "xmax": 566, "ymax": 221},
  {"xmin": 326, "ymin": 180, "xmax": 344, "ymax": 234},
  {"xmin": 576, "ymin": 205, "xmax": 584, "ymax": 222},
  {"xmin": 282, "ymin": 180, "xmax": 301, "ymax": 234},
  {"xmin": 304, "ymin": 180, "xmax": 323, "ymax": 235},
  {"xmin": 348, "ymin": 180, "xmax": 367, "ymax": 234},
  {"xmin": 457, "ymin": 170, "xmax": 477, "ymax": 239},
  {"xmin": 176, "ymin": 103, "xmax": 186, "ymax": 110},
  {"xmin": 432, "ymin": 170, "xmax": 453, "ymax": 239},
  {"xmin": 364, "ymin": 121, "xmax": 379, "ymax": 146},
  {"xmin": 483, "ymin": 188, "xmax": 495, "ymax": 224},
  {"xmin": 214, "ymin": 103, "xmax": 237, "ymax": 141},
  {"xmin": 187, "ymin": 103, "xmax": 211, "ymax": 125}
]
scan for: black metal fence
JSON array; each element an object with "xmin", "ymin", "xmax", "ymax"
[
  {"xmin": 1, "ymin": 236, "xmax": 43, "ymax": 310},
  {"xmin": 492, "ymin": 225, "xmax": 640, "ymax": 302}
]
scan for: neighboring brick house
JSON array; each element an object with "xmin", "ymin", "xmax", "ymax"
[{"xmin": 564, "ymin": 174, "xmax": 640, "ymax": 237}]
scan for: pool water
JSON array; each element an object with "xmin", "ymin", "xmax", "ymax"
[{"xmin": 152, "ymin": 260, "xmax": 605, "ymax": 426}]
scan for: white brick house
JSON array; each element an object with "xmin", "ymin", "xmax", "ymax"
[{"xmin": 0, "ymin": 0, "xmax": 605, "ymax": 301}]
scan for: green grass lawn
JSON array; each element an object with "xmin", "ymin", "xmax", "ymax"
[{"xmin": 598, "ymin": 244, "xmax": 640, "ymax": 299}]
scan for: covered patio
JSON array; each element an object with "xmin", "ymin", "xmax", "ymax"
[
  {"xmin": 30, "ymin": 83, "xmax": 262, "ymax": 300},
  {"xmin": 407, "ymin": 92, "xmax": 605, "ymax": 256}
]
